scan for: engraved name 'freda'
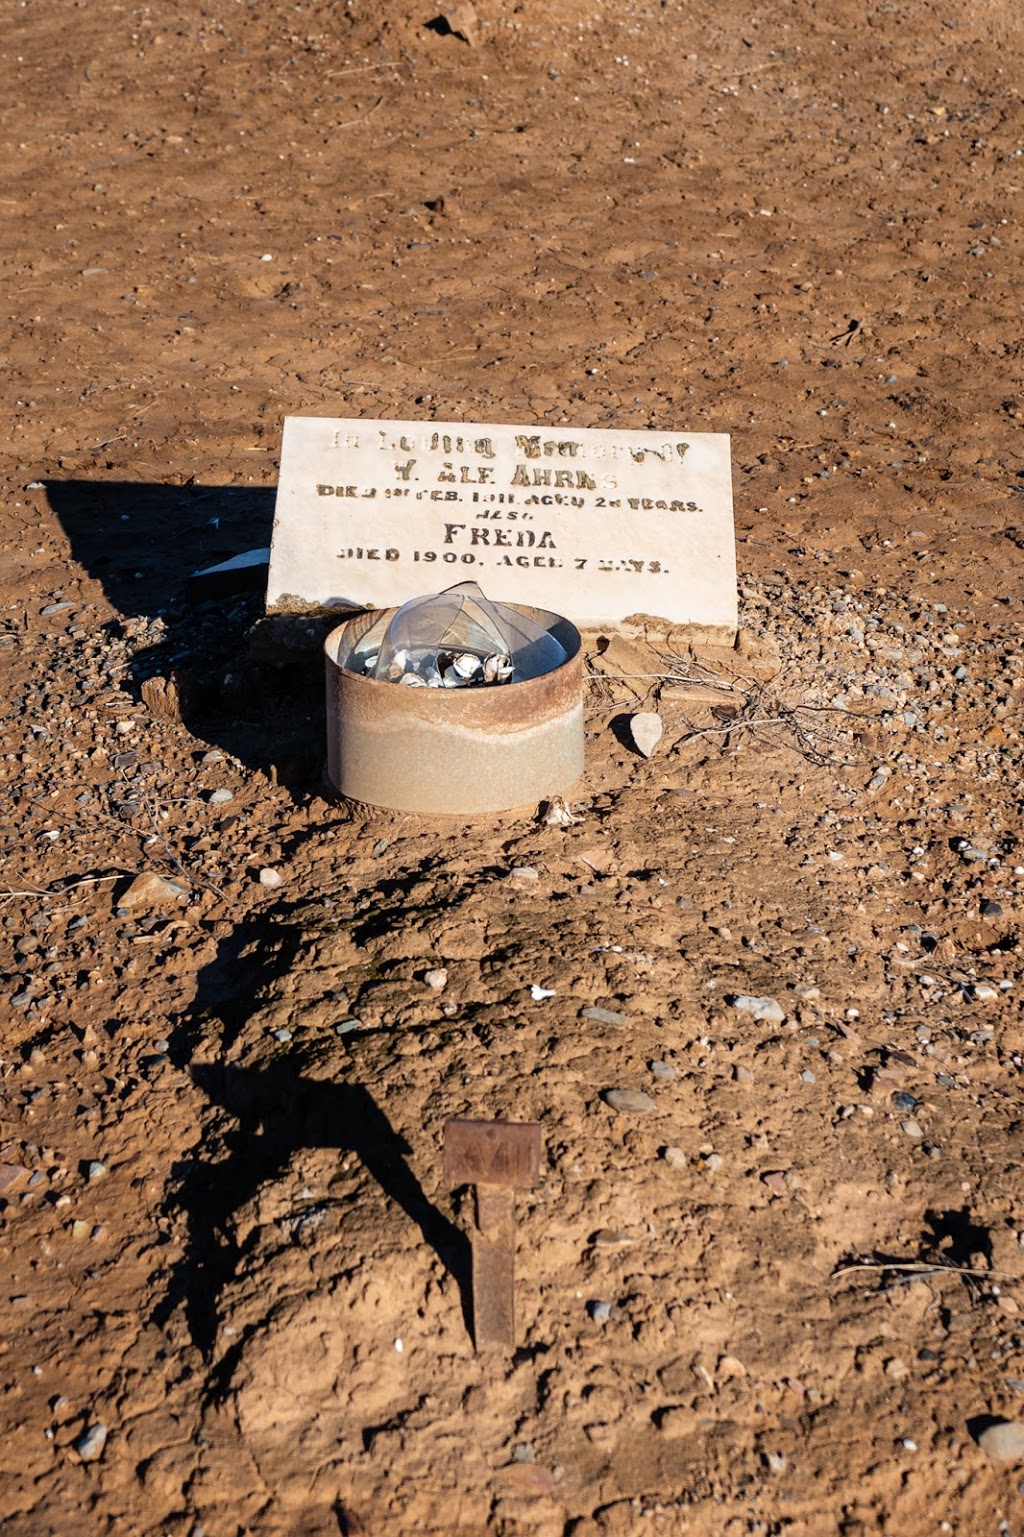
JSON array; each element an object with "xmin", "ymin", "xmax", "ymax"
[{"xmin": 443, "ymin": 523, "xmax": 556, "ymax": 549}]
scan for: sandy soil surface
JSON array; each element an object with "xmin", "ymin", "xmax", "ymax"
[{"xmin": 2, "ymin": 0, "xmax": 1024, "ymax": 1533}]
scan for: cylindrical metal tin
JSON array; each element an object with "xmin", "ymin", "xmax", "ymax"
[{"xmin": 324, "ymin": 606, "xmax": 583, "ymax": 814}]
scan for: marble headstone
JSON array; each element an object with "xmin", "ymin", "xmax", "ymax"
[{"xmin": 267, "ymin": 417, "xmax": 736, "ymax": 633}]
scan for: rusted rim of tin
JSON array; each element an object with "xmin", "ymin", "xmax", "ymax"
[{"xmin": 324, "ymin": 603, "xmax": 581, "ymax": 700}]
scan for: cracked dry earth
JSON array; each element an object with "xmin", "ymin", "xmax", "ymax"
[{"xmin": 3, "ymin": 0, "xmax": 1024, "ymax": 1533}]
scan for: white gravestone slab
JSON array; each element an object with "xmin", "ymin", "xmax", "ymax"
[{"xmin": 267, "ymin": 417, "xmax": 737, "ymax": 632}]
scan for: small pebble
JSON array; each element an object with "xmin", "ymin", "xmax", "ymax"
[
  {"xmin": 649, "ymin": 1059, "xmax": 678, "ymax": 1081},
  {"xmin": 728, "ymin": 994, "xmax": 785, "ymax": 1024},
  {"xmin": 207, "ymin": 788, "xmax": 234, "ymax": 805},
  {"xmin": 602, "ymin": 1088, "xmax": 656, "ymax": 1114},
  {"xmin": 580, "ymin": 1005, "xmax": 629, "ymax": 1025},
  {"xmin": 272, "ymin": 1028, "xmax": 293, "ymax": 1043},
  {"xmin": 258, "ymin": 868, "xmax": 284, "ymax": 889},
  {"xmin": 588, "ymin": 1300, "xmax": 613, "ymax": 1322},
  {"xmin": 733, "ymin": 1064, "xmax": 755, "ymax": 1083},
  {"xmin": 892, "ymin": 1091, "xmax": 919, "ymax": 1113},
  {"xmin": 702, "ymin": 1152, "xmax": 723, "ymax": 1172},
  {"xmin": 661, "ymin": 1146, "xmax": 686, "ymax": 1167},
  {"xmin": 85, "ymin": 1161, "xmax": 106, "ymax": 1182},
  {"xmin": 971, "ymin": 983, "xmax": 999, "ymax": 1002},
  {"xmin": 74, "ymin": 1422, "xmax": 108, "ymax": 1462},
  {"xmin": 978, "ymin": 1421, "xmax": 1024, "ymax": 1462},
  {"xmin": 424, "ymin": 968, "xmax": 448, "ymax": 991},
  {"xmin": 901, "ymin": 1118, "xmax": 923, "ymax": 1139},
  {"xmin": 591, "ymin": 1229, "xmax": 635, "ymax": 1248}
]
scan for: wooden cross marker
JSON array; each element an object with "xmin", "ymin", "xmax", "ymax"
[{"xmin": 444, "ymin": 1118, "xmax": 542, "ymax": 1352}]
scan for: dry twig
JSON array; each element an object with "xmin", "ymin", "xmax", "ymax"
[
  {"xmin": 832, "ymin": 1257, "xmax": 1006, "ymax": 1283},
  {"xmin": 0, "ymin": 874, "xmax": 124, "ymax": 904}
]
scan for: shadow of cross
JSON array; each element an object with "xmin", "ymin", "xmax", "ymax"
[{"xmin": 161, "ymin": 1063, "xmax": 472, "ymax": 1359}]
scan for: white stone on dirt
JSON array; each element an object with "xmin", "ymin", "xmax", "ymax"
[
  {"xmin": 424, "ymin": 968, "xmax": 448, "ymax": 991},
  {"xmin": 662, "ymin": 1147, "xmax": 686, "ymax": 1167},
  {"xmin": 207, "ymin": 788, "xmax": 234, "ymax": 805},
  {"xmin": 74, "ymin": 1422, "xmax": 108, "ymax": 1462},
  {"xmin": 603, "ymin": 1088, "xmax": 656, "ymax": 1113},
  {"xmin": 978, "ymin": 1421, "xmax": 1024, "ymax": 1462},
  {"xmin": 649, "ymin": 1059, "xmax": 678, "ymax": 1081},
  {"xmin": 729, "ymin": 994, "xmax": 785, "ymax": 1023},
  {"xmin": 542, "ymin": 797, "xmax": 577, "ymax": 827},
  {"xmin": 258, "ymin": 867, "xmax": 284, "ymax": 888},
  {"xmin": 629, "ymin": 711, "xmax": 664, "ymax": 757}
]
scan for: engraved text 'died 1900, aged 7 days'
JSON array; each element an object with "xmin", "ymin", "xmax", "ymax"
[{"xmin": 267, "ymin": 417, "xmax": 737, "ymax": 632}]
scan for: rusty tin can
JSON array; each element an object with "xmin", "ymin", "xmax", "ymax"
[{"xmin": 324, "ymin": 606, "xmax": 583, "ymax": 814}]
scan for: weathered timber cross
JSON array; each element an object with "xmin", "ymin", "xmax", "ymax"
[{"xmin": 444, "ymin": 1118, "xmax": 542, "ymax": 1351}]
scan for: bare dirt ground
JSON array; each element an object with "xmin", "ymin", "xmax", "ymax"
[{"xmin": 2, "ymin": 0, "xmax": 1024, "ymax": 1533}]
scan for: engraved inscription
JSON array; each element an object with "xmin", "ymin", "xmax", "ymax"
[{"xmin": 268, "ymin": 417, "xmax": 737, "ymax": 628}]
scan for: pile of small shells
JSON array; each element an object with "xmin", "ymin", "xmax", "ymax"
[{"xmin": 360, "ymin": 648, "xmax": 514, "ymax": 688}]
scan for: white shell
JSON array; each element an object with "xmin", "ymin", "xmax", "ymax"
[
  {"xmin": 399, "ymin": 673, "xmax": 427, "ymax": 687},
  {"xmin": 386, "ymin": 648, "xmax": 410, "ymax": 681},
  {"xmin": 453, "ymin": 652, "xmax": 482, "ymax": 679},
  {"xmin": 543, "ymin": 797, "xmax": 577, "ymax": 827},
  {"xmin": 483, "ymin": 652, "xmax": 512, "ymax": 683}
]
